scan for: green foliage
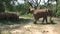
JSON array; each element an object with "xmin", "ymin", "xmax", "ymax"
[
  {"xmin": 16, "ymin": 3, "xmax": 30, "ymax": 15},
  {"xmin": 55, "ymin": 0, "xmax": 60, "ymax": 17},
  {"xmin": 0, "ymin": 0, "xmax": 17, "ymax": 12},
  {"xmin": 0, "ymin": 0, "xmax": 60, "ymax": 17},
  {"xmin": 56, "ymin": 11, "xmax": 60, "ymax": 17},
  {"xmin": 5, "ymin": 0, "xmax": 17, "ymax": 11},
  {"xmin": 0, "ymin": 0, "xmax": 5, "ymax": 12}
]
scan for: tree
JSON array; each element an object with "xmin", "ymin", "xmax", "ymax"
[
  {"xmin": 0, "ymin": 0, "xmax": 5, "ymax": 12},
  {"xmin": 56, "ymin": 0, "xmax": 60, "ymax": 17},
  {"xmin": 24, "ymin": 0, "xmax": 41, "ymax": 9},
  {"xmin": 24, "ymin": 0, "xmax": 56, "ymax": 9},
  {"xmin": 0, "ymin": 0, "xmax": 18, "ymax": 12},
  {"xmin": 16, "ymin": 3, "xmax": 29, "ymax": 15},
  {"xmin": 4, "ymin": 0, "xmax": 17, "ymax": 11}
]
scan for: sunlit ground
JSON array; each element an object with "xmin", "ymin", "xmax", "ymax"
[{"xmin": 0, "ymin": 16, "xmax": 60, "ymax": 34}]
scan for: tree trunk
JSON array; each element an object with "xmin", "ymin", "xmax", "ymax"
[{"xmin": 0, "ymin": 4, "xmax": 5, "ymax": 12}]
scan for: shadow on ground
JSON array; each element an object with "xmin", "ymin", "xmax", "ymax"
[
  {"xmin": 0, "ymin": 18, "xmax": 32, "ymax": 25},
  {"xmin": 36, "ymin": 21, "xmax": 57, "ymax": 25},
  {"xmin": 40, "ymin": 22, "xmax": 56, "ymax": 25},
  {"xmin": 0, "ymin": 17, "xmax": 58, "ymax": 25}
]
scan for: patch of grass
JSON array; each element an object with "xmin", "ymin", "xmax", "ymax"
[{"xmin": 21, "ymin": 14, "xmax": 33, "ymax": 17}]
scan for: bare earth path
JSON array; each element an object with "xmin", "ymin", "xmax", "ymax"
[{"xmin": 0, "ymin": 17, "xmax": 60, "ymax": 34}]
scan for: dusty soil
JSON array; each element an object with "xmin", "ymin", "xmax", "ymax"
[{"xmin": 0, "ymin": 17, "xmax": 60, "ymax": 34}]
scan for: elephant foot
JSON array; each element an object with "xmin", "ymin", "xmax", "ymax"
[{"xmin": 34, "ymin": 22, "xmax": 37, "ymax": 24}]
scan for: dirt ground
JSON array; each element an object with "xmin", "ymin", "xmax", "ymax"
[{"xmin": 0, "ymin": 17, "xmax": 60, "ymax": 34}]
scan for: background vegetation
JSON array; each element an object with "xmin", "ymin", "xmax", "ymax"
[{"xmin": 0, "ymin": 0, "xmax": 59, "ymax": 17}]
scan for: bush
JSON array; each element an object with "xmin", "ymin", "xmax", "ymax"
[{"xmin": 56, "ymin": 11, "xmax": 60, "ymax": 17}]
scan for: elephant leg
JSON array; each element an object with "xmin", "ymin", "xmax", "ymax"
[
  {"xmin": 42, "ymin": 18, "xmax": 45, "ymax": 23},
  {"xmin": 34, "ymin": 18, "xmax": 39, "ymax": 24},
  {"xmin": 34, "ymin": 19, "xmax": 37, "ymax": 24},
  {"xmin": 42, "ymin": 17, "xmax": 48, "ymax": 24},
  {"xmin": 50, "ymin": 17, "xmax": 51, "ymax": 22},
  {"xmin": 50, "ymin": 16, "xmax": 53, "ymax": 23},
  {"xmin": 45, "ymin": 17, "xmax": 48, "ymax": 23}
]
